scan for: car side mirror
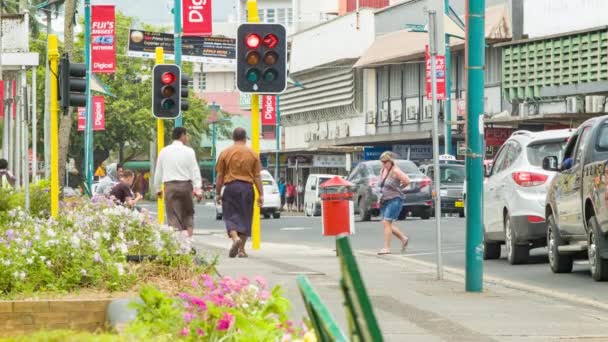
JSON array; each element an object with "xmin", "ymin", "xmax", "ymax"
[
  {"xmin": 311, "ymin": 185, "xmax": 316, "ymax": 191},
  {"xmin": 542, "ymin": 156, "xmax": 559, "ymax": 172}
]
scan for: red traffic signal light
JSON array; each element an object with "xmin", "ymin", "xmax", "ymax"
[
  {"xmin": 161, "ymin": 72, "xmax": 176, "ymax": 85},
  {"xmin": 263, "ymin": 34, "xmax": 279, "ymax": 49},
  {"xmin": 245, "ymin": 34, "xmax": 261, "ymax": 49}
]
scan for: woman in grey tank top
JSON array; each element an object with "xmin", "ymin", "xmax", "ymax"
[{"xmin": 377, "ymin": 152, "xmax": 411, "ymax": 255}]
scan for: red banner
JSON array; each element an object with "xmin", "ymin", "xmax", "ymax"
[
  {"xmin": 261, "ymin": 95, "xmax": 277, "ymax": 125},
  {"xmin": 425, "ymin": 45, "xmax": 446, "ymax": 100},
  {"xmin": 0, "ymin": 80, "xmax": 4, "ymax": 119},
  {"xmin": 91, "ymin": 5, "xmax": 116, "ymax": 73},
  {"xmin": 182, "ymin": 0, "xmax": 213, "ymax": 37},
  {"xmin": 78, "ymin": 96, "xmax": 105, "ymax": 131}
]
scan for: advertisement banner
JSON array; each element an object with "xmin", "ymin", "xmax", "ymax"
[
  {"xmin": 425, "ymin": 45, "xmax": 446, "ymax": 100},
  {"xmin": 261, "ymin": 95, "xmax": 276, "ymax": 125},
  {"xmin": 128, "ymin": 29, "xmax": 235, "ymax": 65},
  {"xmin": 182, "ymin": 0, "xmax": 212, "ymax": 37},
  {"xmin": 91, "ymin": 5, "xmax": 116, "ymax": 73},
  {"xmin": 78, "ymin": 96, "xmax": 105, "ymax": 131}
]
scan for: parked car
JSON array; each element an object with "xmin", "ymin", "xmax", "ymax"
[
  {"xmin": 420, "ymin": 163, "xmax": 465, "ymax": 217},
  {"xmin": 544, "ymin": 117, "xmax": 608, "ymax": 281},
  {"xmin": 347, "ymin": 159, "xmax": 433, "ymax": 221},
  {"xmin": 303, "ymin": 174, "xmax": 337, "ymax": 216},
  {"xmin": 215, "ymin": 170, "xmax": 281, "ymax": 220},
  {"xmin": 462, "ymin": 159, "xmax": 494, "ymax": 217},
  {"xmin": 483, "ymin": 129, "xmax": 572, "ymax": 265}
]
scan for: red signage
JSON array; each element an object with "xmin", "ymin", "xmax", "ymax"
[
  {"xmin": 91, "ymin": 5, "xmax": 116, "ymax": 73},
  {"xmin": 261, "ymin": 95, "xmax": 276, "ymax": 125},
  {"xmin": 78, "ymin": 96, "xmax": 105, "ymax": 132},
  {"xmin": 182, "ymin": 0, "xmax": 213, "ymax": 37},
  {"xmin": 484, "ymin": 127, "xmax": 513, "ymax": 146},
  {"xmin": 425, "ymin": 45, "xmax": 446, "ymax": 100}
]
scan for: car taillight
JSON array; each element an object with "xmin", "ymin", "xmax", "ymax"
[
  {"xmin": 418, "ymin": 177, "xmax": 432, "ymax": 189},
  {"xmin": 527, "ymin": 215, "xmax": 545, "ymax": 223},
  {"xmin": 511, "ymin": 172, "xmax": 548, "ymax": 187}
]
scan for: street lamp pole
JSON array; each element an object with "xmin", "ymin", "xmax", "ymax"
[{"xmin": 444, "ymin": 0, "xmax": 452, "ymax": 155}]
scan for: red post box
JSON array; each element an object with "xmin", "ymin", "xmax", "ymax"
[{"xmin": 320, "ymin": 176, "xmax": 355, "ymax": 236}]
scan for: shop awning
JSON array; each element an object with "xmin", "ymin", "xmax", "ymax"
[{"xmin": 354, "ymin": 4, "xmax": 511, "ymax": 68}]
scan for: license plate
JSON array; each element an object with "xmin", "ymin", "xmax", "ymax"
[{"xmin": 455, "ymin": 201, "xmax": 464, "ymax": 208}]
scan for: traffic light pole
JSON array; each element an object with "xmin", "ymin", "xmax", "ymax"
[
  {"xmin": 174, "ymin": 0, "xmax": 183, "ymax": 128},
  {"xmin": 465, "ymin": 0, "xmax": 485, "ymax": 292},
  {"xmin": 156, "ymin": 47, "xmax": 166, "ymax": 224},
  {"xmin": 84, "ymin": 0, "xmax": 94, "ymax": 195},
  {"xmin": 248, "ymin": 0, "xmax": 262, "ymax": 251},
  {"xmin": 48, "ymin": 34, "xmax": 60, "ymax": 219},
  {"xmin": 444, "ymin": 0, "xmax": 452, "ymax": 155}
]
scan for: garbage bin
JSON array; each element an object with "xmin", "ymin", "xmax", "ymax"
[{"xmin": 320, "ymin": 176, "xmax": 355, "ymax": 236}]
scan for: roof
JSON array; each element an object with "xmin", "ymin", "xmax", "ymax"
[{"xmin": 354, "ymin": 4, "xmax": 511, "ymax": 68}]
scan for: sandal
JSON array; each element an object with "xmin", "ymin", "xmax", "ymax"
[
  {"xmin": 229, "ymin": 239, "xmax": 241, "ymax": 258},
  {"xmin": 377, "ymin": 248, "xmax": 392, "ymax": 255},
  {"xmin": 238, "ymin": 251, "xmax": 248, "ymax": 258},
  {"xmin": 401, "ymin": 237, "xmax": 409, "ymax": 253}
]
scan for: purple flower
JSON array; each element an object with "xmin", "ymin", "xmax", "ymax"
[
  {"xmin": 183, "ymin": 312, "xmax": 195, "ymax": 323},
  {"xmin": 216, "ymin": 312, "xmax": 234, "ymax": 331},
  {"xmin": 93, "ymin": 252, "xmax": 102, "ymax": 263},
  {"xmin": 5, "ymin": 230, "xmax": 14, "ymax": 240}
]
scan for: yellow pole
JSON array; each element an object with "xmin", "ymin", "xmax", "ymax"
[
  {"xmin": 248, "ymin": 0, "xmax": 261, "ymax": 250},
  {"xmin": 155, "ymin": 47, "xmax": 165, "ymax": 224},
  {"xmin": 48, "ymin": 34, "xmax": 59, "ymax": 219}
]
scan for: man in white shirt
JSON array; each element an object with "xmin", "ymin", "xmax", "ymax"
[{"xmin": 154, "ymin": 127, "xmax": 203, "ymax": 237}]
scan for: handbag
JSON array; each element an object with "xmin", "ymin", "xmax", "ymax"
[{"xmin": 378, "ymin": 165, "xmax": 394, "ymax": 206}]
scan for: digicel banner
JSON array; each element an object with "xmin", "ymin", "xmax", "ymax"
[
  {"xmin": 261, "ymin": 95, "xmax": 276, "ymax": 125},
  {"xmin": 91, "ymin": 5, "xmax": 116, "ymax": 73},
  {"xmin": 78, "ymin": 96, "xmax": 105, "ymax": 131},
  {"xmin": 182, "ymin": 0, "xmax": 212, "ymax": 37}
]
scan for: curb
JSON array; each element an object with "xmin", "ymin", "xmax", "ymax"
[{"xmin": 357, "ymin": 251, "xmax": 608, "ymax": 312}]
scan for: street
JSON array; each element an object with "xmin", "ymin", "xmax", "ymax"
[{"xmin": 140, "ymin": 201, "xmax": 608, "ymax": 307}]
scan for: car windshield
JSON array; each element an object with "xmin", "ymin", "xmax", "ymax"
[
  {"xmin": 370, "ymin": 160, "xmax": 421, "ymax": 175},
  {"xmin": 527, "ymin": 140, "xmax": 567, "ymax": 167},
  {"xmin": 319, "ymin": 177, "xmax": 332, "ymax": 186},
  {"xmin": 440, "ymin": 165, "xmax": 465, "ymax": 184}
]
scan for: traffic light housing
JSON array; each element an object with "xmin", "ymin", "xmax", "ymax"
[
  {"xmin": 152, "ymin": 64, "xmax": 181, "ymax": 119},
  {"xmin": 237, "ymin": 23, "xmax": 287, "ymax": 94},
  {"xmin": 180, "ymin": 73, "xmax": 190, "ymax": 111},
  {"xmin": 59, "ymin": 54, "xmax": 86, "ymax": 110}
]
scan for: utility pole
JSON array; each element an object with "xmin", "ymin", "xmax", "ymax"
[
  {"xmin": 428, "ymin": 10, "xmax": 443, "ymax": 281},
  {"xmin": 48, "ymin": 34, "xmax": 59, "ymax": 218},
  {"xmin": 155, "ymin": 47, "xmax": 165, "ymax": 224},
  {"xmin": 173, "ymin": 0, "xmax": 183, "ymax": 128},
  {"xmin": 248, "ymin": 0, "xmax": 261, "ymax": 250},
  {"xmin": 21, "ymin": 67, "xmax": 29, "ymax": 210},
  {"xmin": 444, "ymin": 0, "xmax": 452, "ymax": 155},
  {"xmin": 465, "ymin": 0, "xmax": 485, "ymax": 292},
  {"xmin": 83, "ymin": 0, "xmax": 93, "ymax": 194},
  {"xmin": 275, "ymin": 96, "xmax": 280, "ymax": 180},
  {"xmin": 32, "ymin": 60, "xmax": 37, "ymax": 183},
  {"xmin": 44, "ymin": 10, "xmax": 51, "ymax": 179}
]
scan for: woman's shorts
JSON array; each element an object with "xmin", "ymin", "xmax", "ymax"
[{"xmin": 380, "ymin": 197, "xmax": 403, "ymax": 222}]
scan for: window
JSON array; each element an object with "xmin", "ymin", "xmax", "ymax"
[
  {"xmin": 527, "ymin": 140, "xmax": 567, "ymax": 167},
  {"xmin": 277, "ymin": 8, "xmax": 286, "ymax": 25},
  {"xmin": 574, "ymin": 127, "xmax": 590, "ymax": 165},
  {"xmin": 491, "ymin": 144, "xmax": 510, "ymax": 175},
  {"xmin": 198, "ymin": 72, "xmax": 207, "ymax": 91},
  {"xmin": 390, "ymin": 99, "xmax": 402, "ymax": 124},
  {"xmin": 266, "ymin": 9, "xmax": 276, "ymax": 23},
  {"xmin": 287, "ymin": 8, "xmax": 293, "ymax": 26},
  {"xmin": 596, "ymin": 124, "xmax": 608, "ymax": 151},
  {"xmin": 257, "ymin": 9, "xmax": 265, "ymax": 22}
]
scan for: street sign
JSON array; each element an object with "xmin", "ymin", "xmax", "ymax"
[
  {"xmin": 182, "ymin": 0, "xmax": 213, "ymax": 37},
  {"xmin": 91, "ymin": 5, "xmax": 116, "ymax": 73},
  {"xmin": 405, "ymin": 23, "xmax": 426, "ymax": 32},
  {"xmin": 425, "ymin": 45, "xmax": 446, "ymax": 100},
  {"xmin": 77, "ymin": 96, "xmax": 105, "ymax": 131},
  {"xmin": 261, "ymin": 95, "xmax": 276, "ymax": 125}
]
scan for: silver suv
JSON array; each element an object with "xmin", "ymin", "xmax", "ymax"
[{"xmin": 483, "ymin": 129, "xmax": 573, "ymax": 264}]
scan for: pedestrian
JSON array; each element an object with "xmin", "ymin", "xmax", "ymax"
[
  {"xmin": 286, "ymin": 182, "xmax": 296, "ymax": 211},
  {"xmin": 0, "ymin": 159, "xmax": 16, "ymax": 189},
  {"xmin": 154, "ymin": 127, "xmax": 203, "ymax": 238},
  {"xmin": 215, "ymin": 127, "xmax": 264, "ymax": 258},
  {"xmin": 96, "ymin": 163, "xmax": 120, "ymax": 196},
  {"xmin": 108, "ymin": 169, "xmax": 142, "ymax": 208},
  {"xmin": 297, "ymin": 181, "xmax": 304, "ymax": 211},
  {"xmin": 278, "ymin": 178, "xmax": 286, "ymax": 211},
  {"xmin": 376, "ymin": 151, "xmax": 410, "ymax": 255}
]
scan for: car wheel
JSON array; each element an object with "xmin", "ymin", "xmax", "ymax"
[
  {"xmin": 505, "ymin": 215, "xmax": 529, "ymax": 265},
  {"xmin": 420, "ymin": 208, "xmax": 431, "ymax": 220},
  {"xmin": 588, "ymin": 216, "xmax": 608, "ymax": 281},
  {"xmin": 547, "ymin": 214, "xmax": 573, "ymax": 273},
  {"xmin": 215, "ymin": 213, "xmax": 222, "ymax": 220},
  {"xmin": 483, "ymin": 240, "xmax": 501, "ymax": 260},
  {"xmin": 459, "ymin": 209, "xmax": 465, "ymax": 218},
  {"xmin": 356, "ymin": 199, "xmax": 370, "ymax": 222},
  {"xmin": 273, "ymin": 211, "xmax": 281, "ymax": 219},
  {"xmin": 263, "ymin": 213, "xmax": 270, "ymax": 219}
]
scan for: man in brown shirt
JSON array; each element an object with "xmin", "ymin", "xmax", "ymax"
[{"xmin": 215, "ymin": 127, "xmax": 264, "ymax": 258}]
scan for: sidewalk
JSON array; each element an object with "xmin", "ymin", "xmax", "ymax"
[{"xmin": 193, "ymin": 233, "xmax": 608, "ymax": 341}]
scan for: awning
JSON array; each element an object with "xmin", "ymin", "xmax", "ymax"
[{"xmin": 354, "ymin": 4, "xmax": 511, "ymax": 68}]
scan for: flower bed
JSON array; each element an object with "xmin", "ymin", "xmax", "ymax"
[{"xmin": 0, "ymin": 195, "xmax": 201, "ymax": 298}]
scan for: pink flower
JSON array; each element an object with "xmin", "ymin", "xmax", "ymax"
[
  {"xmin": 216, "ymin": 312, "xmax": 234, "ymax": 331},
  {"xmin": 191, "ymin": 280, "xmax": 199, "ymax": 288},
  {"xmin": 259, "ymin": 290, "xmax": 270, "ymax": 301},
  {"xmin": 240, "ymin": 277, "xmax": 250, "ymax": 287},
  {"xmin": 180, "ymin": 328, "xmax": 189, "ymax": 336},
  {"xmin": 190, "ymin": 297, "xmax": 208, "ymax": 311},
  {"xmin": 183, "ymin": 312, "xmax": 195, "ymax": 323},
  {"xmin": 254, "ymin": 276, "xmax": 267, "ymax": 289},
  {"xmin": 197, "ymin": 328, "xmax": 205, "ymax": 336}
]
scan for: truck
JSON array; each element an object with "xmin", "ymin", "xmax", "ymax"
[{"xmin": 543, "ymin": 115, "xmax": 608, "ymax": 281}]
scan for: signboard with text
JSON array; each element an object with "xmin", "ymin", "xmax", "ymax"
[
  {"xmin": 425, "ymin": 45, "xmax": 446, "ymax": 100},
  {"xmin": 128, "ymin": 29, "xmax": 235, "ymax": 64},
  {"xmin": 91, "ymin": 5, "xmax": 116, "ymax": 73},
  {"xmin": 261, "ymin": 95, "xmax": 276, "ymax": 125},
  {"xmin": 182, "ymin": 0, "xmax": 213, "ymax": 37},
  {"xmin": 78, "ymin": 96, "xmax": 105, "ymax": 131}
]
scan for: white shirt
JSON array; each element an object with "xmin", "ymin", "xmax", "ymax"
[{"xmin": 153, "ymin": 140, "xmax": 202, "ymax": 191}]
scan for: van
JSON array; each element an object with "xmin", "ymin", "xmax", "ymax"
[
  {"xmin": 303, "ymin": 174, "xmax": 337, "ymax": 216},
  {"xmin": 215, "ymin": 170, "xmax": 281, "ymax": 220}
]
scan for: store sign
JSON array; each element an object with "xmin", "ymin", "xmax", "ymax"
[
  {"xmin": 91, "ymin": 5, "xmax": 116, "ymax": 73},
  {"xmin": 392, "ymin": 144, "xmax": 433, "ymax": 160},
  {"xmin": 77, "ymin": 96, "xmax": 105, "ymax": 131},
  {"xmin": 425, "ymin": 45, "xmax": 446, "ymax": 100},
  {"xmin": 261, "ymin": 95, "xmax": 276, "ymax": 125},
  {"xmin": 313, "ymin": 155, "xmax": 346, "ymax": 168},
  {"xmin": 485, "ymin": 127, "xmax": 513, "ymax": 146},
  {"xmin": 363, "ymin": 146, "xmax": 391, "ymax": 160},
  {"xmin": 288, "ymin": 155, "xmax": 313, "ymax": 168},
  {"xmin": 182, "ymin": 0, "xmax": 212, "ymax": 37}
]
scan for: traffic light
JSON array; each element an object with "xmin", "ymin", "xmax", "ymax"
[
  {"xmin": 59, "ymin": 54, "xmax": 86, "ymax": 110},
  {"xmin": 237, "ymin": 23, "xmax": 287, "ymax": 94},
  {"xmin": 180, "ymin": 73, "xmax": 190, "ymax": 111},
  {"xmin": 152, "ymin": 64, "xmax": 181, "ymax": 119}
]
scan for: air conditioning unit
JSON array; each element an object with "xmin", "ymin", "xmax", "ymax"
[
  {"xmin": 305, "ymin": 131, "xmax": 311, "ymax": 142},
  {"xmin": 366, "ymin": 111, "xmax": 376, "ymax": 124},
  {"xmin": 392, "ymin": 109, "xmax": 402, "ymax": 123},
  {"xmin": 312, "ymin": 133, "xmax": 319, "ymax": 141},
  {"xmin": 585, "ymin": 96, "xmax": 606, "ymax": 113},
  {"xmin": 406, "ymin": 106, "xmax": 418, "ymax": 121},
  {"xmin": 342, "ymin": 123, "xmax": 350, "ymax": 137},
  {"xmin": 424, "ymin": 104, "xmax": 433, "ymax": 120},
  {"xmin": 528, "ymin": 103, "xmax": 539, "ymax": 116},
  {"xmin": 379, "ymin": 109, "xmax": 388, "ymax": 123},
  {"xmin": 566, "ymin": 97, "xmax": 583, "ymax": 113}
]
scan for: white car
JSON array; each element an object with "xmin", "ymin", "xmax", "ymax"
[
  {"xmin": 483, "ymin": 129, "xmax": 573, "ymax": 264},
  {"xmin": 215, "ymin": 170, "xmax": 281, "ymax": 220}
]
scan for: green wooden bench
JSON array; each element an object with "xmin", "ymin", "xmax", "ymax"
[{"xmin": 297, "ymin": 236, "xmax": 383, "ymax": 342}]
